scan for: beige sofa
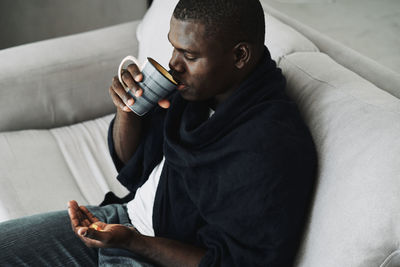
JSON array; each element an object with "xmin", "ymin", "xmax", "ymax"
[{"xmin": 1, "ymin": 0, "xmax": 399, "ymax": 266}]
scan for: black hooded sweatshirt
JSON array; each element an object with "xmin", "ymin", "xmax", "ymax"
[{"xmin": 106, "ymin": 48, "xmax": 317, "ymax": 267}]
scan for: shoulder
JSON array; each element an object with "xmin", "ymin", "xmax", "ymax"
[{"xmin": 236, "ymin": 98, "xmax": 313, "ymax": 152}]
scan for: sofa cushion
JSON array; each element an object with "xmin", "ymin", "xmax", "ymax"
[
  {"xmin": 381, "ymin": 250, "xmax": 400, "ymax": 267},
  {"xmin": 260, "ymin": 0, "xmax": 400, "ymax": 99},
  {"xmin": 0, "ymin": 21, "xmax": 140, "ymax": 132},
  {"xmin": 264, "ymin": 14, "xmax": 319, "ymax": 63},
  {"xmin": 136, "ymin": 0, "xmax": 318, "ymax": 67},
  {"xmin": 0, "ymin": 114, "xmax": 127, "ymax": 222},
  {"xmin": 279, "ymin": 52, "xmax": 400, "ymax": 267},
  {"xmin": 136, "ymin": 0, "xmax": 177, "ymax": 67}
]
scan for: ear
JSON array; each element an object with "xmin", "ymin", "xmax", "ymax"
[{"xmin": 233, "ymin": 42, "xmax": 251, "ymax": 69}]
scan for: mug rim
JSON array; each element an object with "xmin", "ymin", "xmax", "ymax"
[{"xmin": 147, "ymin": 57, "xmax": 178, "ymax": 85}]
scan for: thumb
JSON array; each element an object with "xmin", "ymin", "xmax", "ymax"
[
  {"xmin": 78, "ymin": 227, "xmax": 101, "ymax": 240},
  {"xmin": 78, "ymin": 227, "xmax": 89, "ymax": 237},
  {"xmin": 78, "ymin": 227, "xmax": 111, "ymax": 248},
  {"xmin": 82, "ymin": 227, "xmax": 110, "ymax": 243},
  {"xmin": 158, "ymin": 99, "xmax": 170, "ymax": 109}
]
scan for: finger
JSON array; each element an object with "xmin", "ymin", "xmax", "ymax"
[
  {"xmin": 134, "ymin": 88, "xmax": 143, "ymax": 97},
  {"xmin": 77, "ymin": 227, "xmax": 105, "ymax": 248},
  {"xmin": 78, "ymin": 226, "xmax": 88, "ymax": 237},
  {"xmin": 68, "ymin": 200, "xmax": 81, "ymax": 228},
  {"xmin": 68, "ymin": 200, "xmax": 79, "ymax": 210},
  {"xmin": 68, "ymin": 205, "xmax": 87, "ymax": 236},
  {"xmin": 82, "ymin": 219, "xmax": 91, "ymax": 227},
  {"xmin": 126, "ymin": 64, "xmax": 143, "ymax": 83},
  {"xmin": 158, "ymin": 99, "xmax": 171, "ymax": 109},
  {"xmin": 80, "ymin": 206, "xmax": 100, "ymax": 224},
  {"xmin": 109, "ymin": 86, "xmax": 130, "ymax": 111},
  {"xmin": 68, "ymin": 201, "xmax": 93, "ymax": 226},
  {"xmin": 121, "ymin": 64, "xmax": 142, "ymax": 94},
  {"xmin": 109, "ymin": 85, "xmax": 133, "ymax": 112},
  {"xmin": 121, "ymin": 70, "xmax": 137, "ymax": 90},
  {"xmin": 111, "ymin": 76, "xmax": 135, "ymax": 105},
  {"xmin": 68, "ymin": 205, "xmax": 80, "ymax": 229},
  {"xmin": 80, "ymin": 228, "xmax": 111, "ymax": 248},
  {"xmin": 86, "ymin": 228, "xmax": 109, "ymax": 242}
]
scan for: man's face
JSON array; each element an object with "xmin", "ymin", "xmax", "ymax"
[{"xmin": 168, "ymin": 17, "xmax": 238, "ymax": 104}]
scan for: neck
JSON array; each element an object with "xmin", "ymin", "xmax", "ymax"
[{"xmin": 211, "ymin": 48, "xmax": 264, "ymax": 110}]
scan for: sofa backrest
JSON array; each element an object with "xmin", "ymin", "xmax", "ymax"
[
  {"xmin": 261, "ymin": 2, "xmax": 400, "ymax": 100},
  {"xmin": 280, "ymin": 52, "xmax": 400, "ymax": 267},
  {"xmin": 0, "ymin": 21, "xmax": 139, "ymax": 132}
]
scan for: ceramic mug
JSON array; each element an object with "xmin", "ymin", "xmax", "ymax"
[{"xmin": 118, "ymin": 55, "xmax": 177, "ymax": 116}]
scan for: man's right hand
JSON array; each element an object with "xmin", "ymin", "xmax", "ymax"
[
  {"xmin": 109, "ymin": 62, "xmax": 170, "ymax": 164},
  {"xmin": 109, "ymin": 63, "xmax": 170, "ymax": 113},
  {"xmin": 109, "ymin": 63, "xmax": 144, "ymax": 113}
]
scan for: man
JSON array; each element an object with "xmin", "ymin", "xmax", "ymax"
[{"xmin": 0, "ymin": 0, "xmax": 316, "ymax": 266}]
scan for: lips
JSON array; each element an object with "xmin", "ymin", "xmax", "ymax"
[
  {"xmin": 177, "ymin": 83, "xmax": 187, "ymax": 91},
  {"xmin": 173, "ymin": 76, "xmax": 187, "ymax": 91},
  {"xmin": 168, "ymin": 70, "xmax": 187, "ymax": 91}
]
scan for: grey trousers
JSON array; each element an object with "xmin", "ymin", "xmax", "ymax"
[{"xmin": 0, "ymin": 204, "xmax": 154, "ymax": 267}]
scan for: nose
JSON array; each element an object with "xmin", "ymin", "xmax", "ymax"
[{"xmin": 169, "ymin": 49, "xmax": 184, "ymax": 74}]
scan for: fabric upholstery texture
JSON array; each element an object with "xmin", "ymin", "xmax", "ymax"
[
  {"xmin": 264, "ymin": 14, "xmax": 319, "ymax": 63},
  {"xmin": 0, "ymin": 21, "xmax": 139, "ymax": 132},
  {"xmin": 50, "ymin": 114, "xmax": 128, "ymax": 204},
  {"xmin": 279, "ymin": 52, "xmax": 400, "ymax": 267},
  {"xmin": 0, "ymin": 114, "xmax": 126, "ymax": 222},
  {"xmin": 261, "ymin": 1, "xmax": 400, "ymax": 99},
  {"xmin": 381, "ymin": 250, "xmax": 400, "ymax": 267},
  {"xmin": 136, "ymin": 0, "xmax": 178, "ymax": 67}
]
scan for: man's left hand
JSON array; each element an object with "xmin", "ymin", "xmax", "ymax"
[{"xmin": 67, "ymin": 200, "xmax": 136, "ymax": 249}]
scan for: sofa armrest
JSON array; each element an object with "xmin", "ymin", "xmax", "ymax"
[{"xmin": 0, "ymin": 20, "xmax": 140, "ymax": 132}]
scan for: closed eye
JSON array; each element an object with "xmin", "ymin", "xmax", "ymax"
[{"xmin": 184, "ymin": 52, "xmax": 197, "ymax": 61}]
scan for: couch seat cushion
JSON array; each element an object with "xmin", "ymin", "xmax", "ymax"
[{"xmin": 0, "ymin": 114, "xmax": 127, "ymax": 222}]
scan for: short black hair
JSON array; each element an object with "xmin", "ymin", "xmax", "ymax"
[{"xmin": 173, "ymin": 0, "xmax": 265, "ymax": 49}]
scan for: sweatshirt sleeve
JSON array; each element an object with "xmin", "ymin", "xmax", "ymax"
[
  {"xmin": 107, "ymin": 109, "xmax": 166, "ymax": 193},
  {"xmin": 107, "ymin": 116, "xmax": 125, "ymax": 173}
]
